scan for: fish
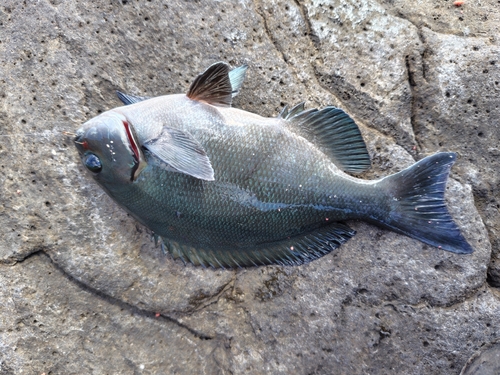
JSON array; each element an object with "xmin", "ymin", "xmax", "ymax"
[{"xmin": 74, "ymin": 62, "xmax": 473, "ymax": 268}]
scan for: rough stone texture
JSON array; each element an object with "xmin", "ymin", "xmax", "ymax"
[
  {"xmin": 0, "ymin": 0, "xmax": 498, "ymax": 374},
  {"xmin": 461, "ymin": 340, "xmax": 500, "ymax": 375},
  {"xmin": 0, "ymin": 253, "xmax": 225, "ymax": 374}
]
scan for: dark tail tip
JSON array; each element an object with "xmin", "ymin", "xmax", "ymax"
[{"xmin": 378, "ymin": 152, "xmax": 473, "ymax": 254}]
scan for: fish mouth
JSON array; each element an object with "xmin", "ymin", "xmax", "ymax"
[
  {"xmin": 73, "ymin": 129, "xmax": 88, "ymax": 154},
  {"xmin": 73, "ymin": 134, "xmax": 82, "ymax": 144}
]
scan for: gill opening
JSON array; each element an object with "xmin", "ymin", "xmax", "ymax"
[{"xmin": 122, "ymin": 120, "xmax": 147, "ymax": 181}]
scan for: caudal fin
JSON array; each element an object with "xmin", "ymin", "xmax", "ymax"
[{"xmin": 376, "ymin": 152, "xmax": 473, "ymax": 254}]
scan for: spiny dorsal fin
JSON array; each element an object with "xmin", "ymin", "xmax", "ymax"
[
  {"xmin": 283, "ymin": 104, "xmax": 371, "ymax": 174},
  {"xmin": 279, "ymin": 102, "xmax": 306, "ymax": 119},
  {"xmin": 159, "ymin": 223, "xmax": 355, "ymax": 268},
  {"xmin": 187, "ymin": 62, "xmax": 232, "ymax": 107},
  {"xmin": 116, "ymin": 91, "xmax": 151, "ymax": 105},
  {"xmin": 228, "ymin": 64, "xmax": 248, "ymax": 97}
]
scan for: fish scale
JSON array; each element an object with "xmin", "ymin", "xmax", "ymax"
[
  {"xmin": 74, "ymin": 62, "xmax": 473, "ymax": 268},
  {"xmin": 136, "ymin": 133, "xmax": 350, "ymax": 245}
]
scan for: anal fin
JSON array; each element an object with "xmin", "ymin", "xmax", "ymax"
[{"xmin": 160, "ymin": 223, "xmax": 355, "ymax": 268}]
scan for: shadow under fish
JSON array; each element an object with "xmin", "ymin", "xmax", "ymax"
[{"xmin": 74, "ymin": 62, "xmax": 473, "ymax": 268}]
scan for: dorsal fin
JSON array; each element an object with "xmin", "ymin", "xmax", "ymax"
[
  {"xmin": 279, "ymin": 102, "xmax": 305, "ymax": 119},
  {"xmin": 187, "ymin": 62, "xmax": 232, "ymax": 107},
  {"xmin": 228, "ymin": 64, "xmax": 248, "ymax": 97},
  {"xmin": 283, "ymin": 104, "xmax": 371, "ymax": 173},
  {"xmin": 116, "ymin": 91, "xmax": 151, "ymax": 105}
]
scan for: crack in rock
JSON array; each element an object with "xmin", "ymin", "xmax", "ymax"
[
  {"xmin": 0, "ymin": 247, "xmax": 48, "ymax": 266},
  {"xmin": 293, "ymin": 0, "xmax": 321, "ymax": 49},
  {"xmin": 254, "ymin": 1, "xmax": 290, "ymax": 64},
  {"xmin": 9, "ymin": 249, "xmax": 218, "ymax": 342}
]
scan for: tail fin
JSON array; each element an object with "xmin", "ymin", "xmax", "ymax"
[{"xmin": 376, "ymin": 152, "xmax": 473, "ymax": 254}]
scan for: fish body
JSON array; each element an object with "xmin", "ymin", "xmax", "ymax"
[{"xmin": 75, "ymin": 62, "xmax": 473, "ymax": 267}]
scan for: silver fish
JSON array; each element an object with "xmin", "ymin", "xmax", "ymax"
[{"xmin": 74, "ymin": 62, "xmax": 473, "ymax": 268}]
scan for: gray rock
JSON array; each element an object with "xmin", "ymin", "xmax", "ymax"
[
  {"xmin": 0, "ymin": 253, "xmax": 224, "ymax": 374},
  {"xmin": 0, "ymin": 0, "xmax": 498, "ymax": 374},
  {"xmin": 403, "ymin": 26, "xmax": 500, "ymax": 287},
  {"xmin": 461, "ymin": 340, "xmax": 500, "ymax": 375}
]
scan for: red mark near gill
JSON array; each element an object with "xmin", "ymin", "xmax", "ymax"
[
  {"xmin": 122, "ymin": 120, "xmax": 139, "ymax": 162},
  {"xmin": 74, "ymin": 141, "xmax": 90, "ymax": 150}
]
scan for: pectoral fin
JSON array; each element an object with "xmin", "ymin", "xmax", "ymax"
[{"xmin": 144, "ymin": 127, "xmax": 215, "ymax": 181}]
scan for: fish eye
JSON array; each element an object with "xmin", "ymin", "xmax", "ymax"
[{"xmin": 84, "ymin": 153, "xmax": 102, "ymax": 173}]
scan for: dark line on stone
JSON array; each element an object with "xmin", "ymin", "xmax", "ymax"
[
  {"xmin": 254, "ymin": 2, "xmax": 288, "ymax": 64},
  {"xmin": 293, "ymin": 0, "xmax": 320, "ymax": 50},
  {"xmin": 34, "ymin": 251, "xmax": 216, "ymax": 341},
  {"xmin": 405, "ymin": 54, "xmax": 420, "ymax": 156},
  {"xmin": 0, "ymin": 247, "xmax": 47, "ymax": 266},
  {"xmin": 404, "ymin": 28, "xmax": 428, "ymax": 155},
  {"xmin": 163, "ymin": 315, "xmax": 214, "ymax": 340}
]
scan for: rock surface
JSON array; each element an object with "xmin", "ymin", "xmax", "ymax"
[
  {"xmin": 461, "ymin": 340, "xmax": 500, "ymax": 375},
  {"xmin": 0, "ymin": 0, "xmax": 498, "ymax": 374}
]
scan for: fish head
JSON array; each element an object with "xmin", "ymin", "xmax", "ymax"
[{"xmin": 74, "ymin": 110, "xmax": 147, "ymax": 186}]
